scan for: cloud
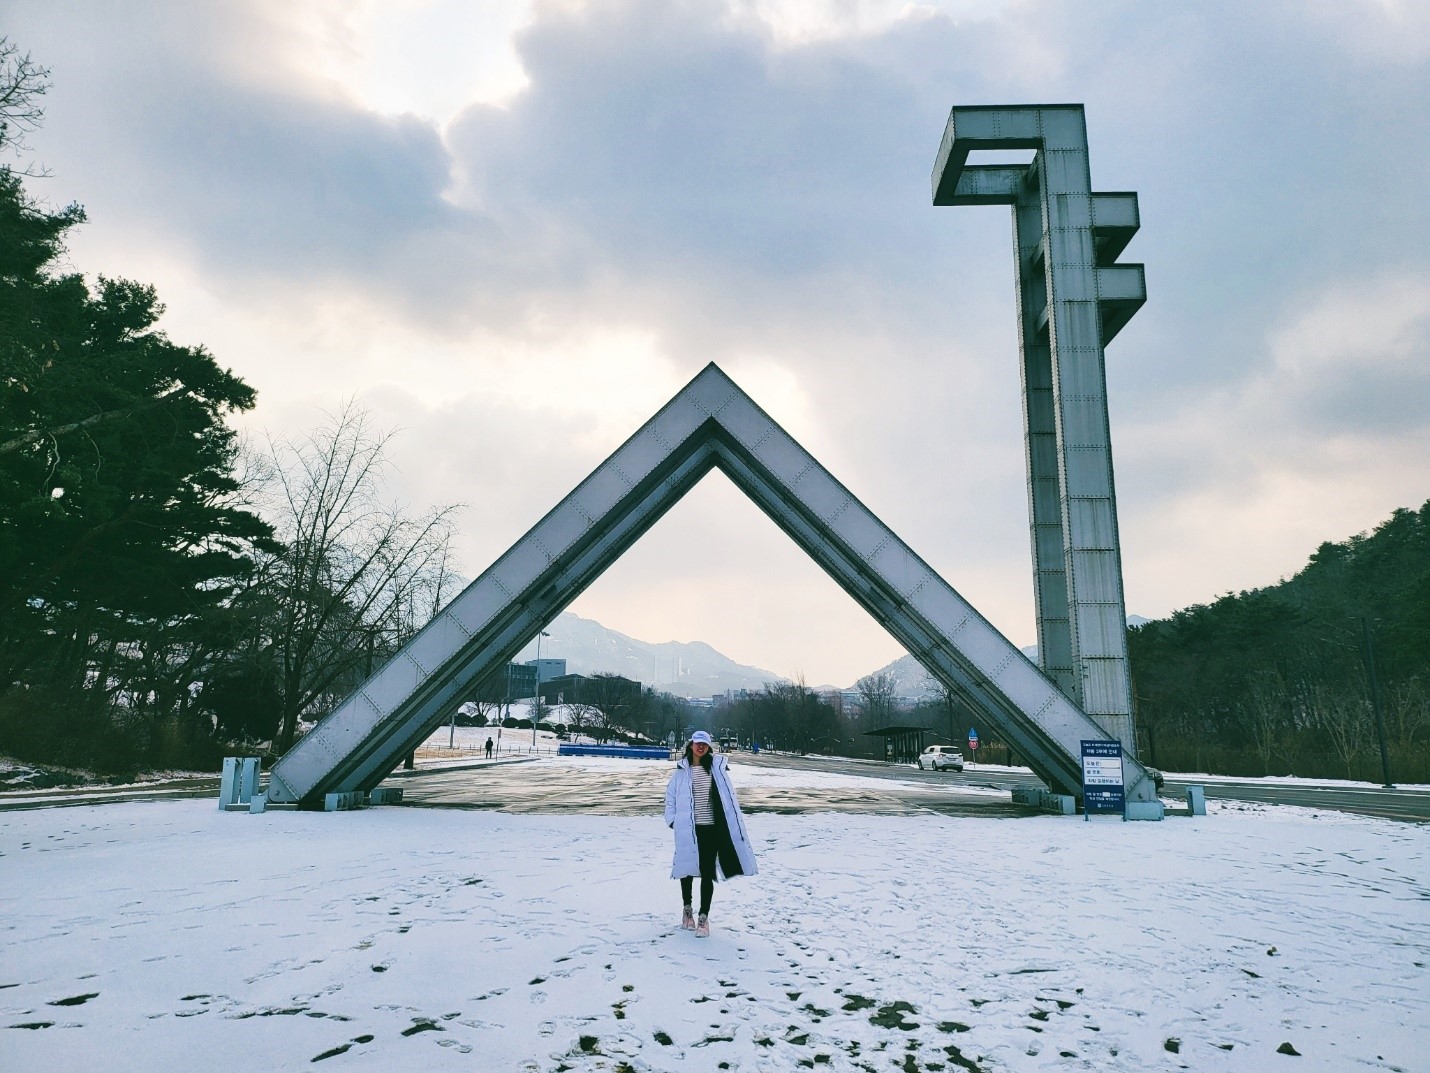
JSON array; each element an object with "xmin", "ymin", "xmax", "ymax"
[
  {"xmin": 1264, "ymin": 274, "xmax": 1430, "ymax": 434},
  {"xmin": 1272, "ymin": 274, "xmax": 1430, "ymax": 374},
  {"xmin": 7, "ymin": 0, "xmax": 1430, "ymax": 680},
  {"xmin": 1298, "ymin": 0, "xmax": 1430, "ymax": 63},
  {"xmin": 1115, "ymin": 269, "xmax": 1430, "ymax": 614}
]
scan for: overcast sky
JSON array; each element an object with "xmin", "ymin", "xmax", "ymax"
[{"xmin": 8, "ymin": 0, "xmax": 1429, "ymax": 687}]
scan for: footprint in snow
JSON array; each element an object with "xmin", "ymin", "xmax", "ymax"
[
  {"xmin": 311, "ymin": 1035, "xmax": 374, "ymax": 1063},
  {"xmin": 48, "ymin": 992, "xmax": 99, "ymax": 1007}
]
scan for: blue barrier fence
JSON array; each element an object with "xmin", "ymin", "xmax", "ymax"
[{"xmin": 558, "ymin": 744, "xmax": 672, "ymax": 760}]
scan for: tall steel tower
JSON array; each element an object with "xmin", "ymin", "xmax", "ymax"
[{"xmin": 933, "ymin": 104, "xmax": 1146, "ymax": 754}]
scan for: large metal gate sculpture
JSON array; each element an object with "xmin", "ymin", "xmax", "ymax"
[
  {"xmin": 267, "ymin": 363, "xmax": 1159, "ymax": 809},
  {"xmin": 267, "ymin": 103, "xmax": 1158, "ymax": 813}
]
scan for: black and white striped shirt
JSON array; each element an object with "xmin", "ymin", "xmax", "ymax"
[{"xmin": 691, "ymin": 763, "xmax": 715, "ymax": 825}]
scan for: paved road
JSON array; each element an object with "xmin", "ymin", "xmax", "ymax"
[
  {"xmin": 1158, "ymin": 776, "xmax": 1430, "ymax": 822},
  {"xmin": 746, "ymin": 753, "xmax": 1430, "ymax": 823}
]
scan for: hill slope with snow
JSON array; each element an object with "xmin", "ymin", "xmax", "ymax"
[{"xmin": 513, "ymin": 612, "xmax": 784, "ymax": 699}]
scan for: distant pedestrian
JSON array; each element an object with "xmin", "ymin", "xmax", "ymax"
[
  {"xmin": 484, "ymin": 736, "xmax": 494, "ymax": 759},
  {"xmin": 664, "ymin": 730, "xmax": 756, "ymax": 938}
]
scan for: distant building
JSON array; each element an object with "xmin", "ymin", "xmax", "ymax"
[
  {"xmin": 712, "ymin": 688, "xmax": 753, "ymax": 709},
  {"xmin": 525, "ymin": 658, "xmax": 567, "ymax": 682},
  {"xmin": 865, "ymin": 725, "xmax": 929, "ymax": 764},
  {"xmin": 470, "ymin": 662, "xmax": 536, "ymax": 703},
  {"xmin": 539, "ymin": 673, "xmax": 587, "ymax": 704},
  {"xmin": 539, "ymin": 672, "xmax": 641, "ymax": 707}
]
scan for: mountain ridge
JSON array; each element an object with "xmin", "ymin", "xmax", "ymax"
[
  {"xmin": 513, "ymin": 612, "xmax": 785, "ymax": 700},
  {"xmin": 847, "ymin": 614, "xmax": 1152, "ymax": 698},
  {"xmin": 510, "ymin": 612, "xmax": 1150, "ymax": 701}
]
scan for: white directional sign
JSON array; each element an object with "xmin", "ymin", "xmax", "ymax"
[{"xmin": 1082, "ymin": 754, "xmax": 1124, "ymax": 786}]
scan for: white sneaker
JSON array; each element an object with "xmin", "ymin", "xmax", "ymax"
[
  {"xmin": 681, "ymin": 905, "xmax": 696, "ymax": 930},
  {"xmin": 695, "ymin": 913, "xmax": 710, "ymax": 938}
]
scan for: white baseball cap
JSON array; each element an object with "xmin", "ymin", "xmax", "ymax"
[{"xmin": 690, "ymin": 731, "xmax": 713, "ymax": 745}]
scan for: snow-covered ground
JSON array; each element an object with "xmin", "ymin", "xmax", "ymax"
[
  {"xmin": 418, "ymin": 720, "xmax": 565, "ymax": 757},
  {"xmin": 2, "ymin": 761, "xmax": 1426, "ymax": 1072}
]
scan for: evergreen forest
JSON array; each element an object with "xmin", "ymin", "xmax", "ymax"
[{"xmin": 1128, "ymin": 501, "xmax": 1430, "ymax": 783}]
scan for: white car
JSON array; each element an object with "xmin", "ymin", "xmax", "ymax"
[{"xmin": 917, "ymin": 745, "xmax": 964, "ymax": 772}]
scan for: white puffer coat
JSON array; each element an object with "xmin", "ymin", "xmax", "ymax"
[{"xmin": 664, "ymin": 755, "xmax": 758, "ymax": 880}]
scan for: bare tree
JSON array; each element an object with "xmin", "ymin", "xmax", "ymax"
[
  {"xmin": 854, "ymin": 671, "xmax": 899, "ymax": 731},
  {"xmin": 1243, "ymin": 668, "xmax": 1287, "ymax": 776},
  {"xmin": 1385, "ymin": 679, "xmax": 1428, "ymax": 750},
  {"xmin": 924, "ymin": 675, "xmax": 971, "ymax": 747},
  {"xmin": 563, "ymin": 701, "xmax": 601, "ymax": 742},
  {"xmin": 736, "ymin": 678, "xmax": 838, "ymax": 754},
  {"xmin": 466, "ymin": 694, "xmax": 503, "ymax": 727},
  {"xmin": 1308, "ymin": 681, "xmax": 1370, "ymax": 779},
  {"xmin": 586, "ymin": 672, "xmax": 639, "ymax": 742},
  {"xmin": 0, "ymin": 37, "xmax": 49, "ymax": 165},
  {"xmin": 789, "ymin": 677, "xmax": 838, "ymax": 753},
  {"xmin": 642, "ymin": 688, "xmax": 687, "ymax": 746},
  {"xmin": 463, "ymin": 663, "xmax": 515, "ymax": 728},
  {"xmin": 256, "ymin": 404, "xmax": 461, "ymax": 751}
]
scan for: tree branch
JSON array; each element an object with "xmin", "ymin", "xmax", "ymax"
[{"xmin": 0, "ymin": 385, "xmax": 189, "ymax": 457}]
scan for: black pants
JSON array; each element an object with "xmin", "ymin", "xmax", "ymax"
[{"xmin": 680, "ymin": 824, "xmax": 719, "ymax": 914}]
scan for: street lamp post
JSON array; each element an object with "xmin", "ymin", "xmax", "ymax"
[
  {"xmin": 533, "ymin": 630, "xmax": 550, "ymax": 749},
  {"xmin": 498, "ymin": 662, "xmax": 510, "ymax": 757}
]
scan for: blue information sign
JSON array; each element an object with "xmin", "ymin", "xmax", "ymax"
[
  {"xmin": 1080, "ymin": 740, "xmax": 1125, "ymax": 816},
  {"xmin": 967, "ymin": 727, "xmax": 979, "ymax": 751}
]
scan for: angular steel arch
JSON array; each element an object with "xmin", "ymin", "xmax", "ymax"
[{"xmin": 267, "ymin": 364, "xmax": 1159, "ymax": 808}]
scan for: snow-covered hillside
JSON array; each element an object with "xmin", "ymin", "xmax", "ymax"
[{"xmin": 513, "ymin": 611, "xmax": 783, "ymax": 700}]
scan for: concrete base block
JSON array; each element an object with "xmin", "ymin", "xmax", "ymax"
[
  {"xmin": 1186, "ymin": 785, "xmax": 1207, "ymax": 816},
  {"xmin": 324, "ymin": 791, "xmax": 365, "ymax": 812},
  {"xmin": 1124, "ymin": 800, "xmax": 1165, "ymax": 821},
  {"xmin": 219, "ymin": 756, "xmax": 261, "ymax": 810},
  {"xmin": 1011, "ymin": 787, "xmax": 1076, "ymax": 815},
  {"xmin": 248, "ymin": 793, "xmax": 268, "ymax": 814},
  {"xmin": 367, "ymin": 787, "xmax": 403, "ymax": 805}
]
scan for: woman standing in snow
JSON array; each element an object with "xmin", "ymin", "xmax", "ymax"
[{"xmin": 664, "ymin": 730, "xmax": 757, "ymax": 937}]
